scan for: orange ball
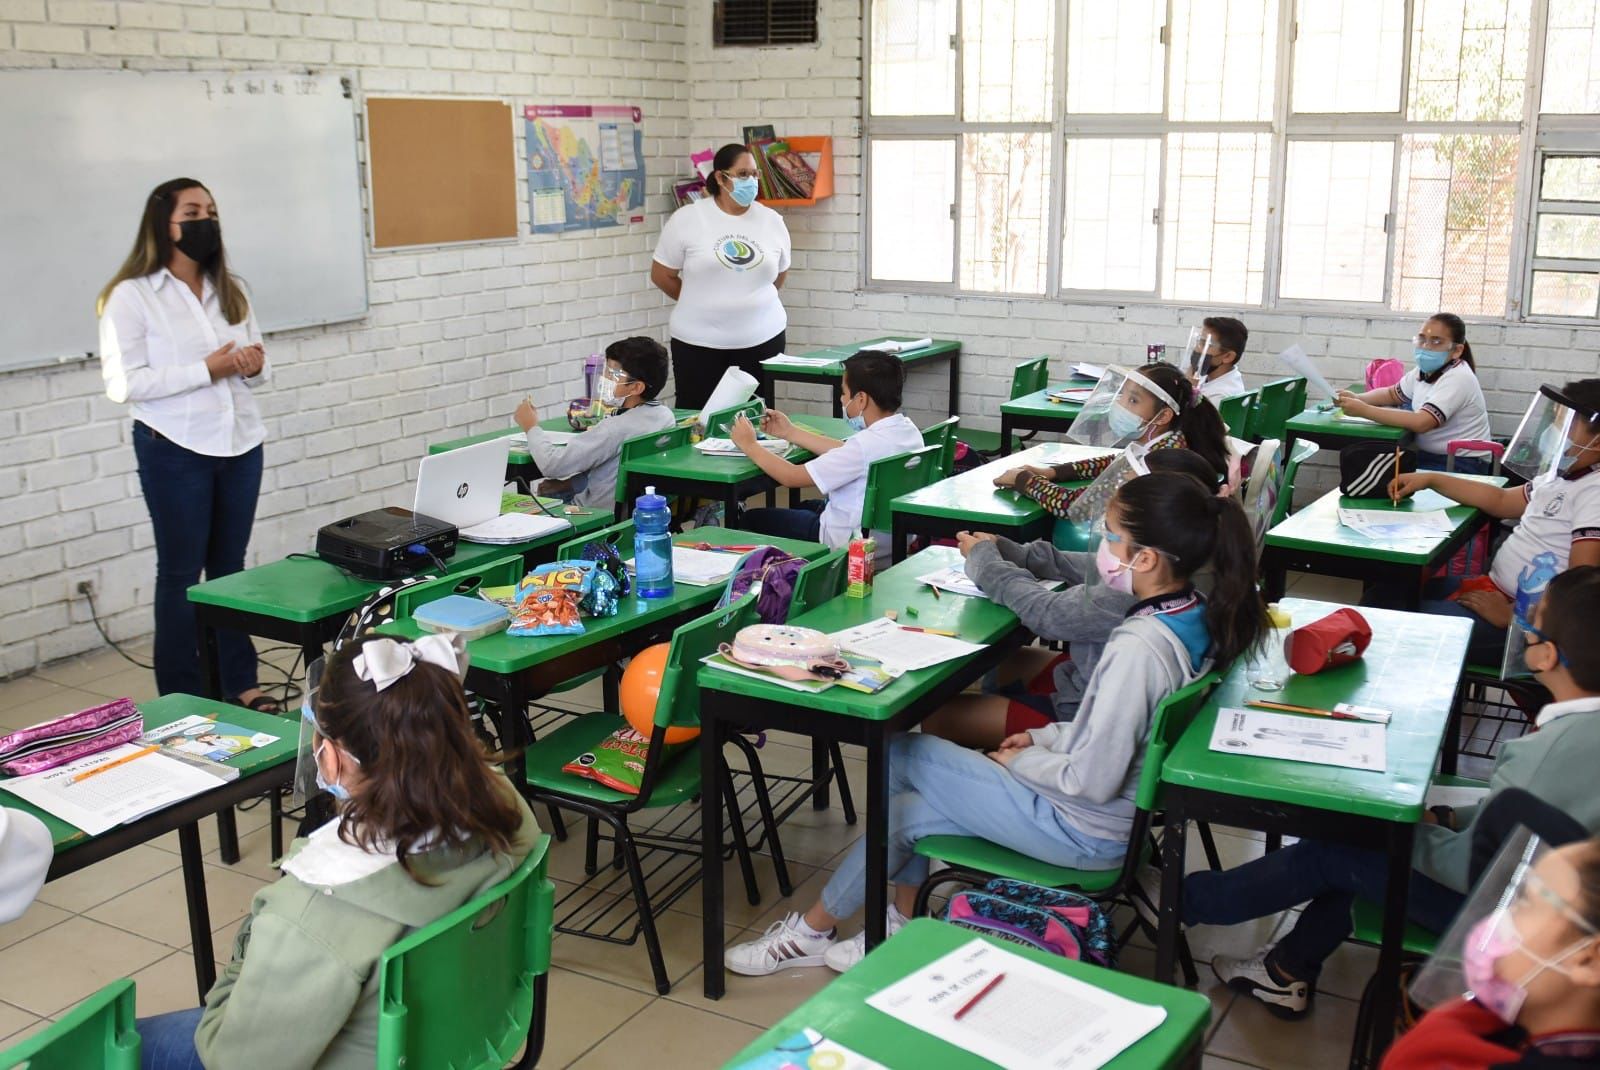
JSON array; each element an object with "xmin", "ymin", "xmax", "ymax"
[{"xmin": 620, "ymin": 643, "xmax": 698, "ymax": 744}]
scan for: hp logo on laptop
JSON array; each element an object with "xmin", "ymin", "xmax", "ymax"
[{"xmin": 456, "ymin": 482, "xmax": 469, "ymax": 499}]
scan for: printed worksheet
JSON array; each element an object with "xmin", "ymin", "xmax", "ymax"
[
  {"xmin": 0, "ymin": 743, "xmax": 228, "ymax": 836},
  {"xmin": 1337, "ymin": 508, "xmax": 1454, "ymax": 542},
  {"xmin": 866, "ymin": 939, "xmax": 1166, "ymax": 1070},
  {"xmin": 830, "ymin": 617, "xmax": 985, "ymax": 674},
  {"xmin": 1209, "ymin": 707, "xmax": 1387, "ymax": 772},
  {"xmin": 917, "ymin": 565, "xmax": 1062, "ymax": 600}
]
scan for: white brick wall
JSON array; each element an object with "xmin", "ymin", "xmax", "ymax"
[
  {"xmin": 0, "ymin": 0, "xmax": 690, "ymax": 676},
  {"xmin": 4, "ymin": 0, "xmax": 1599, "ymax": 677}
]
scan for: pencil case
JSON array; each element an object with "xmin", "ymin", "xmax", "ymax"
[
  {"xmin": 1339, "ymin": 442, "xmax": 1416, "ymax": 498},
  {"xmin": 1287, "ymin": 608, "xmax": 1373, "ymax": 676},
  {"xmin": 0, "ymin": 697, "xmax": 143, "ymax": 776}
]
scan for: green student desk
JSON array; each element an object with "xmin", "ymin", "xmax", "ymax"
[
  {"xmin": 1261, "ymin": 476, "xmax": 1506, "ymax": 606},
  {"xmin": 1283, "ymin": 404, "xmax": 1408, "ymax": 456},
  {"xmin": 429, "ymin": 410, "xmax": 697, "ymax": 492},
  {"xmin": 761, "ymin": 337, "xmax": 962, "ymax": 418},
  {"xmin": 886, "ymin": 441, "xmax": 1112, "ymax": 562},
  {"xmin": 1152, "ymin": 599, "xmax": 1473, "ymax": 1067},
  {"xmin": 619, "ymin": 415, "xmax": 855, "ymax": 523},
  {"xmin": 697, "ymin": 546, "xmax": 1029, "ymax": 999},
  {"xmin": 0, "ymin": 695, "xmax": 298, "ymax": 1001},
  {"xmin": 375, "ymin": 527, "xmax": 826, "ymax": 756},
  {"xmin": 726, "ymin": 918, "xmax": 1211, "ymax": 1069},
  {"xmin": 997, "ymin": 385, "xmax": 1086, "ymax": 456}
]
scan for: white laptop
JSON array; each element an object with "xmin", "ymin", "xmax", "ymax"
[{"xmin": 414, "ymin": 439, "xmax": 509, "ymax": 529}]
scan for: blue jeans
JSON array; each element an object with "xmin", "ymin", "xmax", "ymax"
[
  {"xmin": 137, "ymin": 1007, "xmax": 205, "ymax": 1070},
  {"xmin": 819, "ymin": 733, "xmax": 1125, "ymax": 919},
  {"xmin": 740, "ymin": 499, "xmax": 824, "ymax": 542},
  {"xmin": 1362, "ymin": 574, "xmax": 1507, "ymax": 666},
  {"xmin": 133, "ymin": 423, "xmax": 263, "ymax": 698},
  {"xmin": 1417, "ymin": 451, "xmax": 1490, "ymax": 475},
  {"xmin": 1182, "ymin": 839, "xmax": 1464, "ymax": 980}
]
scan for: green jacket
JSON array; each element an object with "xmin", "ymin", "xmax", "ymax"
[
  {"xmin": 194, "ymin": 777, "xmax": 537, "ymax": 1069},
  {"xmin": 1413, "ymin": 697, "xmax": 1600, "ymax": 892}
]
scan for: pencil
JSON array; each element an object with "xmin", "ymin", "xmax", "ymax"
[
  {"xmin": 69, "ymin": 744, "xmax": 159, "ymax": 784},
  {"xmin": 1392, "ymin": 445, "xmax": 1402, "ymax": 507},
  {"xmin": 952, "ymin": 973, "xmax": 1006, "ymax": 1021},
  {"xmin": 900, "ymin": 625, "xmax": 959, "ymax": 637},
  {"xmin": 926, "ymin": 582, "xmax": 941, "ymax": 601}
]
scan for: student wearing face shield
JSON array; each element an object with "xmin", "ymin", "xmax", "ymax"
[
  {"xmin": 1335, "ymin": 313, "xmax": 1494, "ymax": 474},
  {"xmin": 512, "ymin": 336, "xmax": 674, "ymax": 507},
  {"xmin": 1386, "ymin": 833, "xmax": 1600, "ymax": 1069},
  {"xmin": 1142, "ymin": 567, "xmax": 1600, "ymax": 1023},
  {"xmin": 1371, "ymin": 379, "xmax": 1600, "ymax": 666},
  {"xmin": 1185, "ymin": 317, "xmax": 1250, "ymax": 406}
]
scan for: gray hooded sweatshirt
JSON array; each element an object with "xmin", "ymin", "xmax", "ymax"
[
  {"xmin": 1008, "ymin": 612, "xmax": 1212, "ymax": 843},
  {"xmin": 963, "ymin": 537, "xmax": 1137, "ymax": 723}
]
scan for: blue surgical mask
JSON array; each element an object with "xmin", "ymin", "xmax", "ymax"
[
  {"xmin": 844, "ymin": 393, "xmax": 867, "ymax": 432},
  {"xmin": 313, "ymin": 740, "xmax": 351, "ymax": 801},
  {"xmin": 1106, "ymin": 402, "xmax": 1146, "ymax": 441},
  {"xmin": 729, "ymin": 176, "xmax": 759, "ymax": 207},
  {"xmin": 1414, "ymin": 348, "xmax": 1449, "ymax": 375}
]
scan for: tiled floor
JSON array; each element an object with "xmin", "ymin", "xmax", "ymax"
[{"xmin": 0, "ymin": 573, "xmax": 1497, "ymax": 1067}]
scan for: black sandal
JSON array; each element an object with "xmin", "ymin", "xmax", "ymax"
[{"xmin": 236, "ymin": 694, "xmax": 283, "ymax": 714}]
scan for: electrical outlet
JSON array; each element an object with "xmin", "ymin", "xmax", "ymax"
[{"xmin": 76, "ymin": 579, "xmax": 95, "ymax": 597}]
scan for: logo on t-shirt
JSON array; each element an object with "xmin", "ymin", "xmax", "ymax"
[
  {"xmin": 1545, "ymin": 491, "xmax": 1566, "ymax": 518},
  {"xmin": 714, "ymin": 236, "xmax": 764, "ymax": 272}
]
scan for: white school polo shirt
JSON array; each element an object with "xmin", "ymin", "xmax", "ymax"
[
  {"xmin": 98, "ymin": 269, "xmax": 268, "ymax": 458},
  {"xmin": 653, "ymin": 198, "xmax": 791, "ymax": 350},
  {"xmin": 1394, "ymin": 362, "xmax": 1492, "ymax": 458},
  {"xmin": 1490, "ymin": 466, "xmax": 1600, "ymax": 594},
  {"xmin": 805, "ymin": 413, "xmax": 926, "ymax": 549},
  {"xmin": 1199, "ymin": 367, "xmax": 1247, "ymax": 406}
]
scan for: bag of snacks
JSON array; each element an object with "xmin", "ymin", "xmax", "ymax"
[
  {"xmin": 561, "ymin": 726, "xmax": 692, "ymax": 795},
  {"xmin": 507, "ymin": 560, "xmax": 594, "ymax": 637}
]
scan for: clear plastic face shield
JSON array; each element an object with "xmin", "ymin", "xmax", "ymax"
[
  {"xmin": 1501, "ymin": 550, "xmax": 1563, "ymax": 681},
  {"xmin": 1183, "ymin": 327, "xmax": 1221, "ymax": 388},
  {"xmin": 1065, "ymin": 365, "xmax": 1181, "ymax": 450},
  {"xmin": 1504, "ymin": 385, "xmax": 1600, "ymax": 485},
  {"xmin": 1410, "ymin": 831, "xmax": 1600, "ymax": 1024},
  {"xmin": 293, "ymin": 656, "xmax": 328, "ymax": 809},
  {"xmin": 1066, "ymin": 443, "xmax": 1151, "ymax": 530}
]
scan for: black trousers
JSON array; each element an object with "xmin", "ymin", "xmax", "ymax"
[{"xmin": 670, "ymin": 330, "xmax": 784, "ymax": 411}]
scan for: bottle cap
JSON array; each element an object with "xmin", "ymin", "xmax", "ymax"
[{"xmin": 636, "ymin": 486, "xmax": 668, "ymax": 510}]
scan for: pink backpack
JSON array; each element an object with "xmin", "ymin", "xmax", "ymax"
[{"xmin": 1366, "ymin": 358, "xmax": 1406, "ymax": 392}]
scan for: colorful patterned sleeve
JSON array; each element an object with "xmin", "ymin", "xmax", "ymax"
[
  {"xmin": 1047, "ymin": 454, "xmax": 1114, "ymax": 484},
  {"xmin": 1014, "ymin": 471, "xmax": 1086, "ymax": 518}
]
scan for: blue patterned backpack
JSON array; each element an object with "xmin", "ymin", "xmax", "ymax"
[{"xmin": 942, "ymin": 878, "xmax": 1117, "ymax": 967}]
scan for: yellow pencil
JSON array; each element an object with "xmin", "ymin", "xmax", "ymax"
[
  {"xmin": 69, "ymin": 744, "xmax": 159, "ymax": 785},
  {"xmin": 1391, "ymin": 445, "xmax": 1402, "ymax": 507}
]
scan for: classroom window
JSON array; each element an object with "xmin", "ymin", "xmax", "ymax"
[
  {"xmin": 864, "ymin": 0, "xmax": 1598, "ymax": 321},
  {"xmin": 713, "ymin": 0, "xmax": 820, "ymax": 46}
]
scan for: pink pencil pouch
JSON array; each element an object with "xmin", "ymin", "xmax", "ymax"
[{"xmin": 0, "ymin": 697, "xmax": 143, "ymax": 776}]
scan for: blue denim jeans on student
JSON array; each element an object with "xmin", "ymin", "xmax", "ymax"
[
  {"xmin": 133, "ymin": 423, "xmax": 263, "ymax": 698},
  {"xmin": 1362, "ymin": 573, "xmax": 1508, "ymax": 666},
  {"xmin": 819, "ymin": 733, "xmax": 1125, "ymax": 920},
  {"xmin": 1182, "ymin": 839, "xmax": 1465, "ymax": 980},
  {"xmin": 740, "ymin": 499, "xmax": 824, "ymax": 543},
  {"xmin": 137, "ymin": 1007, "xmax": 205, "ymax": 1070}
]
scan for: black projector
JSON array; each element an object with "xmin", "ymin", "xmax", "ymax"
[{"xmin": 316, "ymin": 507, "xmax": 458, "ymax": 581}]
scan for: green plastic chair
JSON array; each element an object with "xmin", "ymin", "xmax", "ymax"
[
  {"xmin": 1010, "ymin": 355, "xmax": 1050, "ymax": 399},
  {"xmin": 391, "ymin": 553, "xmax": 526, "ymax": 620},
  {"xmin": 859, "ymin": 445, "xmax": 942, "ymax": 536},
  {"xmin": 0, "ymin": 980, "xmax": 138, "ymax": 1070},
  {"xmin": 1269, "ymin": 439, "xmax": 1321, "ymax": 529},
  {"xmin": 1253, "ymin": 377, "xmax": 1308, "ymax": 443},
  {"xmin": 789, "ymin": 547, "xmax": 849, "ymax": 619},
  {"xmin": 921, "ymin": 415, "xmax": 961, "ymax": 478},
  {"xmin": 376, "ymin": 836, "xmax": 554, "ymax": 1070},
  {"xmin": 702, "ymin": 399, "xmax": 765, "ymax": 440},
  {"xmin": 1217, "ymin": 389, "xmax": 1259, "ymax": 442},
  {"xmin": 615, "ymin": 423, "xmax": 695, "ymax": 515},
  {"xmin": 522, "ymin": 596, "xmax": 769, "ymax": 994},
  {"xmin": 911, "ymin": 672, "xmax": 1222, "ymax": 986}
]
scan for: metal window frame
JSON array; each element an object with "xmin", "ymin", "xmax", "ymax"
[{"xmin": 860, "ymin": 0, "xmax": 1588, "ymax": 324}]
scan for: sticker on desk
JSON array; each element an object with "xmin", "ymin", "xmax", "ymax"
[
  {"xmin": 728, "ymin": 1028, "xmax": 888, "ymax": 1070},
  {"xmin": 865, "ymin": 938, "xmax": 1166, "ymax": 1070},
  {"xmin": 1209, "ymin": 707, "xmax": 1387, "ymax": 772}
]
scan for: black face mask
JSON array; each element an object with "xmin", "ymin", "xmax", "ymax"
[
  {"xmin": 174, "ymin": 218, "xmax": 221, "ymax": 264},
  {"xmin": 1190, "ymin": 349, "xmax": 1213, "ymax": 377}
]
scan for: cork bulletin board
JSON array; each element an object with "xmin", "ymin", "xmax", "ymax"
[{"xmin": 365, "ymin": 97, "xmax": 518, "ymax": 248}]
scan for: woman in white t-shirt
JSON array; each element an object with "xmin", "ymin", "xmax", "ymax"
[
  {"xmin": 649, "ymin": 143, "xmax": 792, "ymax": 410},
  {"xmin": 1335, "ymin": 313, "xmax": 1494, "ymax": 474},
  {"xmin": 96, "ymin": 178, "xmax": 275, "ymax": 710}
]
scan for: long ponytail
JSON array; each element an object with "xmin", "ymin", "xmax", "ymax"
[
  {"xmin": 1430, "ymin": 312, "xmax": 1476, "ymax": 372},
  {"xmin": 1116, "ymin": 472, "xmax": 1267, "ymax": 669},
  {"xmin": 1142, "ymin": 362, "xmax": 1231, "ymax": 484}
]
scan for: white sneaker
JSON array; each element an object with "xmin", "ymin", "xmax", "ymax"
[
  {"xmin": 1212, "ymin": 947, "xmax": 1312, "ymax": 1019},
  {"xmin": 823, "ymin": 909, "xmax": 908, "ymax": 973},
  {"xmin": 725, "ymin": 913, "xmax": 836, "ymax": 976}
]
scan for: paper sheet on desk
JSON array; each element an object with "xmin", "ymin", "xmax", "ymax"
[
  {"xmin": 1337, "ymin": 507, "xmax": 1453, "ymax": 542},
  {"xmin": 1209, "ymin": 707, "xmax": 1387, "ymax": 772},
  {"xmin": 765, "ymin": 354, "xmax": 838, "ymax": 367},
  {"xmin": 831, "ymin": 617, "xmax": 984, "ymax": 673},
  {"xmin": 625, "ymin": 547, "xmax": 742, "ymax": 587},
  {"xmin": 860, "ymin": 337, "xmax": 932, "ymax": 355},
  {"xmin": 504, "ymin": 431, "xmax": 568, "ymax": 447},
  {"xmin": 866, "ymin": 938, "xmax": 1166, "ymax": 1070},
  {"xmin": 0, "ymin": 743, "xmax": 228, "ymax": 836},
  {"xmin": 917, "ymin": 565, "xmax": 1062, "ymax": 600},
  {"xmin": 1427, "ymin": 784, "xmax": 1489, "ymax": 809}
]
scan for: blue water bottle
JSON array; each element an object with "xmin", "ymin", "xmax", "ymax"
[{"xmin": 633, "ymin": 486, "xmax": 674, "ymax": 598}]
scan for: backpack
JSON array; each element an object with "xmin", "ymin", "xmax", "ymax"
[
  {"xmin": 579, "ymin": 535, "xmax": 631, "ymax": 598},
  {"xmin": 716, "ymin": 546, "xmax": 805, "ymax": 624},
  {"xmin": 942, "ymin": 878, "xmax": 1117, "ymax": 967},
  {"xmin": 1366, "ymin": 358, "xmax": 1406, "ymax": 392},
  {"xmin": 951, "ymin": 439, "xmax": 985, "ymax": 474},
  {"xmin": 334, "ymin": 573, "xmax": 440, "ymax": 649}
]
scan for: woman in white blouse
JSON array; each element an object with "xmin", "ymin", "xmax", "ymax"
[{"xmin": 97, "ymin": 178, "xmax": 275, "ymax": 709}]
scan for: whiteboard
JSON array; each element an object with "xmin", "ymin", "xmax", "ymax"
[{"xmin": 0, "ymin": 69, "xmax": 367, "ymax": 374}]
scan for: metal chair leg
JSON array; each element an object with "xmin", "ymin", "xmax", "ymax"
[
  {"xmin": 721, "ymin": 764, "xmax": 762, "ymax": 908},
  {"xmin": 829, "ymin": 742, "xmax": 856, "ymax": 825},
  {"xmin": 610, "ymin": 812, "xmax": 670, "ymax": 995},
  {"xmin": 1197, "ymin": 821, "xmax": 1223, "ymax": 871},
  {"xmin": 583, "ymin": 817, "xmax": 600, "ymax": 876},
  {"xmin": 727, "ymin": 735, "xmax": 793, "ymax": 896}
]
